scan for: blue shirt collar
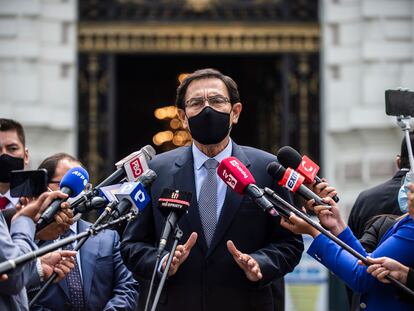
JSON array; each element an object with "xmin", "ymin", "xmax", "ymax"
[
  {"xmin": 192, "ymin": 139, "xmax": 233, "ymax": 171},
  {"xmin": 69, "ymin": 221, "xmax": 77, "ymax": 235}
]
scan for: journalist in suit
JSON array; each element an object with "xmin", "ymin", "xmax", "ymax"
[
  {"xmin": 30, "ymin": 219, "xmax": 139, "ymax": 311},
  {"xmin": 30, "ymin": 153, "xmax": 139, "ymax": 311},
  {"xmin": 348, "ymin": 133, "xmax": 414, "ymax": 239},
  {"xmin": 121, "ymin": 68, "xmax": 304, "ymax": 311}
]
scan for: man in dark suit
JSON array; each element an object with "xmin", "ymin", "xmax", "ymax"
[
  {"xmin": 30, "ymin": 153, "xmax": 139, "ymax": 311},
  {"xmin": 348, "ymin": 133, "xmax": 414, "ymax": 239},
  {"xmin": 0, "ymin": 118, "xmax": 73, "ymax": 237},
  {"xmin": 346, "ymin": 134, "xmax": 414, "ymax": 310},
  {"xmin": 121, "ymin": 68, "xmax": 304, "ymax": 311}
]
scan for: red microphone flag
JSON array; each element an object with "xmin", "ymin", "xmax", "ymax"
[{"xmin": 296, "ymin": 155, "xmax": 320, "ymax": 184}]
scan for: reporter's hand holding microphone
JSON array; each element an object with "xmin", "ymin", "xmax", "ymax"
[{"xmin": 0, "ymin": 191, "xmax": 77, "ymax": 282}]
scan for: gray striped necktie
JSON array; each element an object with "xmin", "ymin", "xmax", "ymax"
[{"xmin": 198, "ymin": 158, "xmax": 219, "ymax": 247}]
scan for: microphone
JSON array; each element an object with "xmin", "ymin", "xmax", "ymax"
[
  {"xmin": 157, "ymin": 189, "xmax": 191, "ymax": 254},
  {"xmin": 277, "ymin": 146, "xmax": 339, "ymax": 202},
  {"xmin": 266, "ymin": 162, "xmax": 329, "ymax": 207},
  {"xmin": 37, "ymin": 167, "xmax": 89, "ymax": 231},
  {"xmin": 72, "ymin": 196, "xmax": 107, "ymax": 214},
  {"xmin": 114, "ymin": 145, "xmax": 156, "ymax": 183},
  {"xmin": 217, "ymin": 157, "xmax": 278, "ymax": 216},
  {"xmin": 110, "ymin": 169, "xmax": 157, "ymax": 221},
  {"xmin": 70, "ymin": 145, "xmax": 156, "ymax": 210}
]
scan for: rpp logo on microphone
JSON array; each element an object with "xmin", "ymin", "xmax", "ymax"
[{"xmin": 129, "ymin": 157, "xmax": 144, "ymax": 179}]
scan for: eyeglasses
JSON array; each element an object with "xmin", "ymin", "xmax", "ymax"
[{"xmin": 185, "ymin": 95, "xmax": 230, "ymax": 113}]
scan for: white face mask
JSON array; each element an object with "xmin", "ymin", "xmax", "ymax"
[{"xmin": 398, "ymin": 171, "xmax": 414, "ymax": 213}]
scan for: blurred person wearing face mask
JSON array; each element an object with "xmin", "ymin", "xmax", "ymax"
[
  {"xmin": 348, "ymin": 133, "xmax": 414, "ymax": 240},
  {"xmin": 30, "ymin": 153, "xmax": 139, "ymax": 311},
  {"xmin": 361, "ymin": 183, "xmax": 414, "ymax": 304},
  {"xmin": 280, "ymin": 190, "xmax": 414, "ymax": 311},
  {"xmin": 0, "ymin": 189, "xmax": 76, "ymax": 311},
  {"xmin": 0, "ymin": 119, "xmax": 73, "ymax": 241},
  {"xmin": 0, "ymin": 118, "xmax": 29, "ymax": 209}
]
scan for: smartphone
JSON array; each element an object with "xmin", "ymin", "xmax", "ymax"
[
  {"xmin": 10, "ymin": 169, "xmax": 48, "ymax": 198},
  {"xmin": 385, "ymin": 89, "xmax": 414, "ymax": 116}
]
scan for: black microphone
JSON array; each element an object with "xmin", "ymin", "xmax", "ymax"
[
  {"xmin": 70, "ymin": 145, "xmax": 156, "ymax": 210},
  {"xmin": 37, "ymin": 167, "xmax": 89, "ymax": 231},
  {"xmin": 109, "ymin": 169, "xmax": 157, "ymax": 221},
  {"xmin": 72, "ymin": 196, "xmax": 107, "ymax": 214},
  {"xmin": 266, "ymin": 162, "xmax": 329, "ymax": 207},
  {"xmin": 157, "ymin": 189, "xmax": 191, "ymax": 255},
  {"xmin": 277, "ymin": 146, "xmax": 339, "ymax": 202}
]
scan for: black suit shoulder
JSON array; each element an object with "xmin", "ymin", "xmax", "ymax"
[
  {"xmin": 239, "ymin": 145, "xmax": 278, "ymax": 164},
  {"xmin": 348, "ymin": 170, "xmax": 405, "ymax": 238}
]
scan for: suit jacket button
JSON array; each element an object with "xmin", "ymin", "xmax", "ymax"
[{"xmin": 360, "ymin": 302, "xmax": 367, "ymax": 309}]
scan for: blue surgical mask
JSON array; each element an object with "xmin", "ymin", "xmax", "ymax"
[{"xmin": 398, "ymin": 171, "xmax": 414, "ymax": 213}]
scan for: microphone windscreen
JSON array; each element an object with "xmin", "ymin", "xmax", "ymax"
[
  {"xmin": 217, "ymin": 157, "xmax": 255, "ymax": 194},
  {"xmin": 59, "ymin": 167, "xmax": 89, "ymax": 197},
  {"xmin": 142, "ymin": 145, "xmax": 156, "ymax": 161},
  {"xmin": 277, "ymin": 146, "xmax": 302, "ymax": 169},
  {"xmin": 137, "ymin": 169, "xmax": 157, "ymax": 188},
  {"xmin": 266, "ymin": 162, "xmax": 286, "ymax": 182}
]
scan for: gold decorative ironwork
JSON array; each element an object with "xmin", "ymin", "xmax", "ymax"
[
  {"xmin": 86, "ymin": 54, "xmax": 104, "ymax": 184},
  {"xmin": 298, "ymin": 54, "xmax": 310, "ymax": 155},
  {"xmin": 79, "ymin": 23, "xmax": 319, "ymax": 53},
  {"xmin": 185, "ymin": 0, "xmax": 215, "ymax": 12}
]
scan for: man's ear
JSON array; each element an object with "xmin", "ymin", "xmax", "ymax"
[
  {"xmin": 396, "ymin": 155, "xmax": 401, "ymax": 169},
  {"xmin": 24, "ymin": 148, "xmax": 29, "ymax": 168},
  {"xmin": 231, "ymin": 102, "xmax": 242, "ymax": 124},
  {"xmin": 177, "ymin": 108, "xmax": 189, "ymax": 130}
]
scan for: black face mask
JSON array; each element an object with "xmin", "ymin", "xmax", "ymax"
[
  {"xmin": 187, "ymin": 106, "xmax": 232, "ymax": 145},
  {"xmin": 0, "ymin": 154, "xmax": 24, "ymax": 183}
]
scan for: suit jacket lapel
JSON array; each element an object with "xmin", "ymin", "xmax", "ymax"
[
  {"xmin": 59, "ymin": 276, "xmax": 70, "ymax": 300},
  {"xmin": 173, "ymin": 147, "xmax": 208, "ymax": 254},
  {"xmin": 40, "ymin": 240, "xmax": 70, "ymax": 299},
  {"xmin": 78, "ymin": 220, "xmax": 98, "ymax": 305},
  {"xmin": 207, "ymin": 142, "xmax": 251, "ymax": 257}
]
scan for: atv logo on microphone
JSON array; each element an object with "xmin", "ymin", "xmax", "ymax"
[
  {"xmin": 229, "ymin": 160, "xmax": 249, "ymax": 179},
  {"xmin": 129, "ymin": 156, "xmax": 144, "ymax": 179}
]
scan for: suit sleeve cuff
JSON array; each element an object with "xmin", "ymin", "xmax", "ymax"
[
  {"xmin": 249, "ymin": 253, "xmax": 273, "ymax": 288},
  {"xmin": 10, "ymin": 215, "xmax": 36, "ymax": 239}
]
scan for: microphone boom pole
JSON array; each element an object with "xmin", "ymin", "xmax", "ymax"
[
  {"xmin": 28, "ymin": 203, "xmax": 133, "ymax": 307},
  {"xmin": 150, "ymin": 226, "xmax": 183, "ymax": 311},
  {"xmin": 263, "ymin": 187, "xmax": 414, "ymax": 298},
  {"xmin": 0, "ymin": 210, "xmax": 137, "ymax": 276}
]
